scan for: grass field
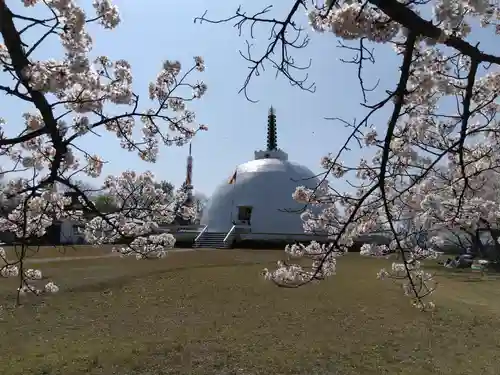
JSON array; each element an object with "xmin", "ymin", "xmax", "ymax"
[{"xmin": 1, "ymin": 249, "xmax": 500, "ymax": 375}]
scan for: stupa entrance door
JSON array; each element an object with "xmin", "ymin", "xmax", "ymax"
[{"xmin": 236, "ymin": 206, "xmax": 253, "ymax": 226}]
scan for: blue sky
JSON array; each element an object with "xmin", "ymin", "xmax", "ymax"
[{"xmin": 3, "ymin": 0, "xmax": 499, "ymax": 196}]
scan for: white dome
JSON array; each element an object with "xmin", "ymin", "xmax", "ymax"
[{"xmin": 201, "ymin": 157, "xmax": 320, "ymax": 234}]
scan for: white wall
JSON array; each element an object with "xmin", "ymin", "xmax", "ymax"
[
  {"xmin": 59, "ymin": 219, "xmax": 86, "ymax": 244},
  {"xmin": 201, "ymin": 158, "xmax": 320, "ymax": 234}
]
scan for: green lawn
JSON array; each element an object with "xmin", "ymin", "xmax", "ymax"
[{"xmin": 1, "ymin": 250, "xmax": 499, "ymax": 375}]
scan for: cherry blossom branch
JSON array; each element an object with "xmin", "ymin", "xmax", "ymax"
[
  {"xmin": 0, "ymin": 1, "xmax": 208, "ymax": 302},
  {"xmin": 195, "ymin": 2, "xmax": 313, "ymax": 102},
  {"xmin": 200, "ymin": 0, "xmax": 500, "ymax": 310}
]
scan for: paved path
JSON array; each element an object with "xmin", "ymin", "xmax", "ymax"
[
  {"xmin": 25, "ymin": 248, "xmax": 204, "ymax": 263},
  {"xmin": 26, "ymin": 253, "xmax": 119, "ymax": 263}
]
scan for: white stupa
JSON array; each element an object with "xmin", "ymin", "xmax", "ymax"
[{"xmin": 194, "ymin": 107, "xmax": 327, "ymax": 248}]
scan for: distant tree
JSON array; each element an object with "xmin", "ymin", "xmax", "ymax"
[
  {"xmin": 167, "ymin": 185, "xmax": 208, "ymax": 225},
  {"xmin": 193, "ymin": 192, "xmax": 208, "ymax": 222},
  {"xmin": 92, "ymin": 194, "xmax": 118, "ymax": 214},
  {"xmin": 56, "ymin": 180, "xmax": 99, "ymax": 197},
  {"xmin": 154, "ymin": 180, "xmax": 175, "ymax": 199}
]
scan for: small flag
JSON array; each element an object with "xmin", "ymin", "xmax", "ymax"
[{"xmin": 228, "ymin": 170, "xmax": 237, "ymax": 184}]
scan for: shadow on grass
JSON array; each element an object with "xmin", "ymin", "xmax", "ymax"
[
  {"xmin": 432, "ymin": 269, "xmax": 500, "ymax": 283},
  {"xmin": 426, "ymin": 261, "xmax": 500, "ymax": 277},
  {"xmin": 68, "ymin": 260, "xmax": 277, "ymax": 294}
]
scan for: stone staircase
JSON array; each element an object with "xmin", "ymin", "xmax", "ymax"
[{"xmin": 193, "ymin": 231, "xmax": 234, "ymax": 249}]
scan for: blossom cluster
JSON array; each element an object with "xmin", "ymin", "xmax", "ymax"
[
  {"xmin": 0, "ymin": 247, "xmax": 59, "ymax": 294},
  {"xmin": 85, "ymin": 171, "xmax": 193, "ymax": 259},
  {"xmin": 264, "ymin": 241, "xmax": 343, "ymax": 285}
]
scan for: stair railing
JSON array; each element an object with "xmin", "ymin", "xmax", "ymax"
[
  {"xmin": 223, "ymin": 225, "xmax": 236, "ymax": 244},
  {"xmin": 194, "ymin": 225, "xmax": 208, "ymax": 242}
]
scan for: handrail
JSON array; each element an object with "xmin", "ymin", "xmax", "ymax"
[
  {"xmin": 223, "ymin": 225, "xmax": 236, "ymax": 244},
  {"xmin": 194, "ymin": 225, "xmax": 208, "ymax": 242}
]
